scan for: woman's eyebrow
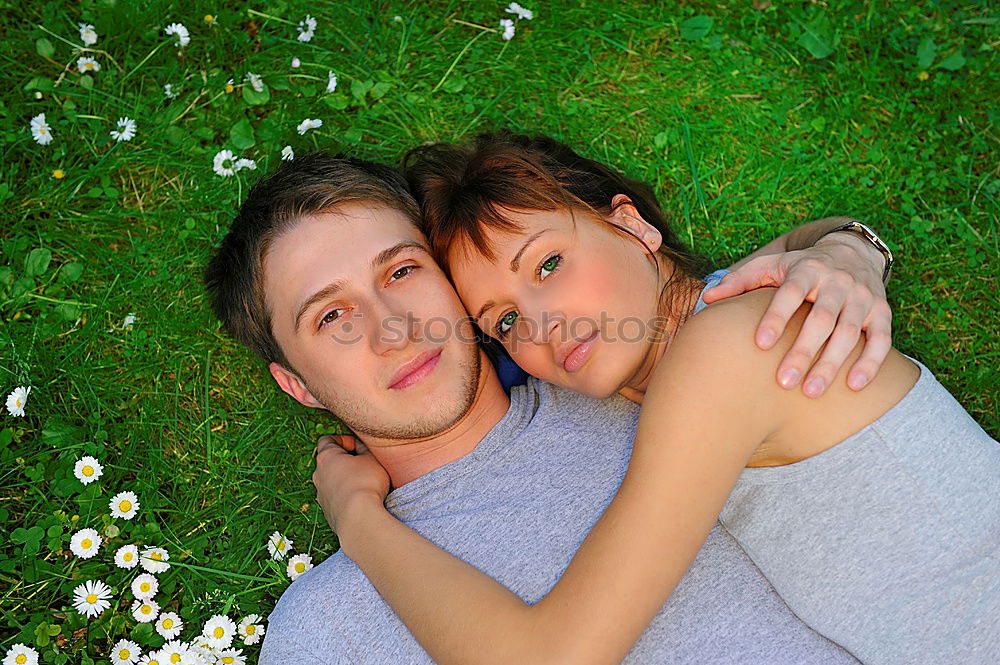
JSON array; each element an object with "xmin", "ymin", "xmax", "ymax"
[{"xmin": 509, "ymin": 230, "xmax": 549, "ymax": 273}]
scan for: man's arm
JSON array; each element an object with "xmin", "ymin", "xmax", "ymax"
[{"xmin": 703, "ymin": 216, "xmax": 892, "ymax": 398}]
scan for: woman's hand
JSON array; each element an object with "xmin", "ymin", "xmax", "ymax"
[
  {"xmin": 702, "ymin": 234, "xmax": 892, "ymax": 398},
  {"xmin": 312, "ymin": 434, "xmax": 390, "ymax": 533}
]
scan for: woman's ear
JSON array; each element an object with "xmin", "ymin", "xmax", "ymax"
[
  {"xmin": 609, "ymin": 194, "xmax": 662, "ymax": 252},
  {"xmin": 269, "ymin": 362, "xmax": 327, "ymax": 410}
]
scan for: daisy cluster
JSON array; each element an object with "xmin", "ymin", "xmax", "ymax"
[
  {"xmin": 499, "ymin": 2, "xmax": 534, "ymax": 41},
  {"xmin": 267, "ymin": 531, "xmax": 314, "ymax": 581}
]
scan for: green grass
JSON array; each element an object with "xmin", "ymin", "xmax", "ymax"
[{"xmin": 1, "ymin": 0, "xmax": 997, "ymax": 661}]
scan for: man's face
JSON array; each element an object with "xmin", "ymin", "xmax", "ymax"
[{"xmin": 264, "ymin": 202, "xmax": 482, "ymax": 441}]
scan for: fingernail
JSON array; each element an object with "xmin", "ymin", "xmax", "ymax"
[
  {"xmin": 849, "ymin": 373, "xmax": 868, "ymax": 390},
  {"xmin": 804, "ymin": 378, "xmax": 825, "ymax": 398},
  {"xmin": 758, "ymin": 329, "xmax": 776, "ymax": 348},
  {"xmin": 778, "ymin": 368, "xmax": 801, "ymax": 388}
]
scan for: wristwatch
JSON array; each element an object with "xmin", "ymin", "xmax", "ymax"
[{"xmin": 822, "ymin": 220, "xmax": 894, "ymax": 284}]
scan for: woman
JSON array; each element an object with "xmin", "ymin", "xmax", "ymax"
[{"xmin": 315, "ymin": 133, "xmax": 999, "ymax": 665}]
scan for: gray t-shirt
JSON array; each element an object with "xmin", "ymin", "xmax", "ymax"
[{"xmin": 261, "ymin": 379, "xmax": 859, "ymax": 664}]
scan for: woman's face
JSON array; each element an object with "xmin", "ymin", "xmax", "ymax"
[{"xmin": 447, "ymin": 204, "xmax": 666, "ymax": 399}]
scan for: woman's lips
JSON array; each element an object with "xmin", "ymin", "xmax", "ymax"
[
  {"xmin": 389, "ymin": 349, "xmax": 442, "ymax": 390},
  {"xmin": 563, "ymin": 332, "xmax": 599, "ymax": 373}
]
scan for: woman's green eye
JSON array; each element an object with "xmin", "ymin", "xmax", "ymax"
[
  {"xmin": 540, "ymin": 255, "xmax": 560, "ymax": 278},
  {"xmin": 496, "ymin": 311, "xmax": 519, "ymax": 337}
]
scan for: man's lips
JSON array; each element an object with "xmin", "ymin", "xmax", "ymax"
[
  {"xmin": 388, "ymin": 349, "xmax": 442, "ymax": 390},
  {"xmin": 556, "ymin": 331, "xmax": 599, "ymax": 373}
]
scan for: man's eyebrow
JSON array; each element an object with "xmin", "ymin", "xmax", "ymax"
[
  {"xmin": 294, "ymin": 279, "xmax": 347, "ymax": 334},
  {"xmin": 509, "ymin": 230, "xmax": 549, "ymax": 273},
  {"xmin": 371, "ymin": 240, "xmax": 428, "ymax": 272}
]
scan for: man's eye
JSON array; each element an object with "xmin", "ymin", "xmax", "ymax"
[
  {"xmin": 496, "ymin": 311, "xmax": 518, "ymax": 338},
  {"xmin": 539, "ymin": 254, "xmax": 561, "ymax": 279},
  {"xmin": 390, "ymin": 265, "xmax": 416, "ymax": 282},
  {"xmin": 319, "ymin": 309, "xmax": 346, "ymax": 328}
]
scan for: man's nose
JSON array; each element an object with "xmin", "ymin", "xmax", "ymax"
[{"xmin": 368, "ymin": 298, "xmax": 417, "ymax": 355}]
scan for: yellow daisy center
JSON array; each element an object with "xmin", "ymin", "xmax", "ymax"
[
  {"xmin": 171, "ymin": 655, "xmax": 181, "ymax": 664},
  {"xmin": 15, "ymin": 399, "xmax": 22, "ymax": 406},
  {"xmin": 86, "ymin": 593, "xmax": 97, "ymax": 603},
  {"xmin": 119, "ymin": 500, "xmax": 132, "ymax": 511},
  {"xmin": 295, "ymin": 562, "xmax": 305, "ymax": 573},
  {"xmin": 52, "ymin": 169, "xmax": 64, "ymax": 178},
  {"xmin": 140, "ymin": 582, "xmax": 150, "ymax": 592},
  {"xmin": 141, "ymin": 605, "xmax": 152, "ymax": 614},
  {"xmin": 82, "ymin": 466, "xmax": 93, "ymax": 476},
  {"xmin": 205, "ymin": 14, "xmax": 215, "ymax": 23},
  {"xmin": 246, "ymin": 625, "xmax": 256, "ymax": 635},
  {"xmin": 119, "ymin": 649, "xmax": 130, "ymax": 659},
  {"xmin": 213, "ymin": 627, "xmax": 224, "ymax": 638},
  {"xmin": 81, "ymin": 538, "xmax": 93, "ymax": 549},
  {"xmin": 151, "ymin": 552, "xmax": 162, "ymax": 561},
  {"xmin": 162, "ymin": 618, "xmax": 173, "ymax": 629},
  {"xmin": 16, "ymin": 655, "xmax": 27, "ymax": 664},
  {"xmin": 223, "ymin": 659, "xmax": 234, "ymax": 664},
  {"xmin": 276, "ymin": 540, "xmax": 285, "ymax": 550},
  {"xmin": 225, "ymin": 83, "xmax": 234, "ymax": 93},
  {"xmin": 124, "ymin": 552, "xmax": 134, "ymax": 561}
]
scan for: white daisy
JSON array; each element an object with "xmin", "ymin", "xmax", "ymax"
[
  {"xmin": 6, "ymin": 386, "xmax": 32, "ymax": 416},
  {"xmin": 244, "ymin": 72, "xmax": 263, "ymax": 93},
  {"xmin": 164, "ymin": 23, "xmax": 190, "ymax": 47},
  {"xmin": 131, "ymin": 572, "xmax": 159, "ymax": 599},
  {"xmin": 29, "ymin": 114, "xmax": 52, "ymax": 145},
  {"xmin": 109, "ymin": 491, "xmax": 140, "ymax": 519},
  {"xmin": 224, "ymin": 78, "xmax": 235, "ymax": 93},
  {"xmin": 69, "ymin": 528, "xmax": 101, "ymax": 559},
  {"xmin": 110, "ymin": 117, "xmax": 136, "ymax": 142},
  {"xmin": 215, "ymin": 649, "xmax": 245, "ymax": 665},
  {"xmin": 213, "ymin": 150, "xmax": 237, "ymax": 177},
  {"xmin": 79, "ymin": 24, "xmax": 98, "ymax": 46},
  {"xmin": 393, "ymin": 15, "xmax": 403, "ymax": 23},
  {"xmin": 164, "ymin": 84, "xmax": 177, "ymax": 99},
  {"xmin": 77, "ymin": 57, "xmax": 100, "ymax": 73},
  {"xmin": 72, "ymin": 579, "xmax": 113, "ymax": 618},
  {"xmin": 115, "ymin": 544, "xmax": 140, "ymax": 569},
  {"xmin": 295, "ymin": 118, "xmax": 322, "ymax": 136},
  {"xmin": 2, "ymin": 644, "xmax": 38, "ymax": 665},
  {"xmin": 500, "ymin": 19, "xmax": 515, "ymax": 41},
  {"xmin": 73, "ymin": 455, "xmax": 103, "ymax": 484},
  {"xmin": 140, "ymin": 546, "xmax": 171, "ymax": 573},
  {"xmin": 202, "ymin": 615, "xmax": 237, "ymax": 650},
  {"xmin": 131, "ymin": 598, "xmax": 160, "ymax": 623},
  {"xmin": 110, "ymin": 639, "xmax": 140, "ymax": 665},
  {"xmin": 234, "ymin": 158, "xmax": 256, "ymax": 172},
  {"xmin": 267, "ymin": 531, "xmax": 292, "ymax": 559},
  {"xmin": 285, "ymin": 553, "xmax": 313, "ymax": 581},
  {"xmin": 136, "ymin": 652, "xmax": 162, "ymax": 665},
  {"xmin": 505, "ymin": 2, "xmax": 534, "ymax": 20},
  {"xmin": 291, "ymin": 57, "xmax": 300, "ymax": 68},
  {"xmin": 155, "ymin": 611, "xmax": 183, "ymax": 640},
  {"xmin": 297, "ymin": 15, "xmax": 316, "ymax": 42},
  {"xmin": 123, "ymin": 313, "xmax": 137, "ymax": 327},
  {"xmin": 237, "ymin": 614, "xmax": 265, "ymax": 646},
  {"xmin": 280, "ymin": 145, "xmax": 294, "ymax": 161},
  {"xmin": 157, "ymin": 642, "xmax": 189, "ymax": 665},
  {"xmin": 326, "ymin": 71, "xmax": 337, "ymax": 93}
]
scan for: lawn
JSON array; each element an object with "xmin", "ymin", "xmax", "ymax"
[{"xmin": 1, "ymin": 1, "xmax": 997, "ymax": 663}]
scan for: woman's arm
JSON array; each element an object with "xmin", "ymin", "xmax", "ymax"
[
  {"xmin": 705, "ymin": 216, "xmax": 893, "ymax": 397},
  {"xmin": 322, "ymin": 294, "xmax": 788, "ymax": 665}
]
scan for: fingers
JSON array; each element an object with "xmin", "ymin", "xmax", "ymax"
[
  {"xmin": 846, "ymin": 300, "xmax": 893, "ymax": 391},
  {"xmin": 774, "ymin": 285, "xmax": 847, "ymax": 390},
  {"xmin": 702, "ymin": 257, "xmax": 780, "ymax": 304},
  {"xmin": 798, "ymin": 297, "xmax": 868, "ymax": 398},
  {"xmin": 755, "ymin": 273, "xmax": 814, "ymax": 350}
]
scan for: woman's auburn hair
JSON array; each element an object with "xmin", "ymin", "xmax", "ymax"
[{"xmin": 402, "ymin": 130, "xmax": 713, "ymax": 319}]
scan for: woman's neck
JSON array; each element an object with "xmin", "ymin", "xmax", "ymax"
[{"xmin": 618, "ymin": 266, "xmax": 705, "ymax": 405}]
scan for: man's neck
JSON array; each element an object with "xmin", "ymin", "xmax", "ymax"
[{"xmin": 363, "ymin": 351, "xmax": 512, "ymax": 488}]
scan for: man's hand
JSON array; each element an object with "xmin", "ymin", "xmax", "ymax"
[
  {"xmin": 312, "ymin": 434, "xmax": 390, "ymax": 534},
  {"xmin": 702, "ymin": 235, "xmax": 891, "ymax": 398}
]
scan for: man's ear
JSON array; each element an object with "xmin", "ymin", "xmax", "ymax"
[
  {"xmin": 269, "ymin": 362, "xmax": 326, "ymax": 409},
  {"xmin": 609, "ymin": 194, "xmax": 662, "ymax": 252}
]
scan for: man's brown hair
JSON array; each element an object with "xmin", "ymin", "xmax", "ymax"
[{"xmin": 204, "ymin": 152, "xmax": 421, "ymax": 371}]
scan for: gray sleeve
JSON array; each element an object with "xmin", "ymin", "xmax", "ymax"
[{"xmin": 259, "ymin": 568, "xmax": 353, "ymax": 665}]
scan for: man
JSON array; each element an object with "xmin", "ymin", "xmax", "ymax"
[{"xmin": 205, "ymin": 151, "xmax": 889, "ymax": 664}]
